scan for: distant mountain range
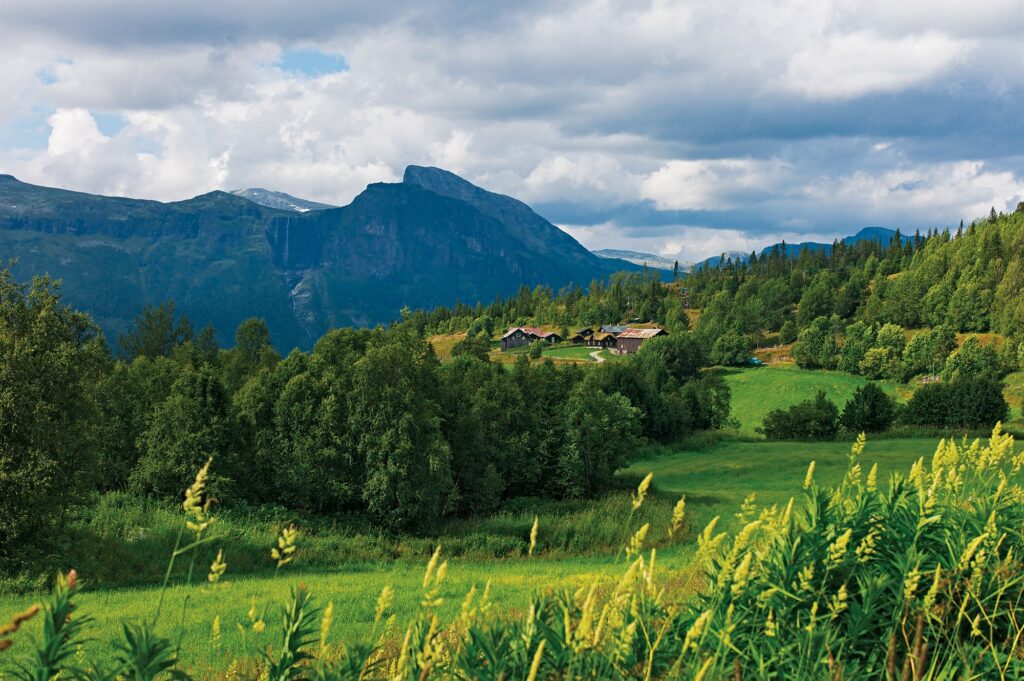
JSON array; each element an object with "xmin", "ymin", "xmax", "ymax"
[
  {"xmin": 0, "ymin": 167, "xmax": 637, "ymax": 350},
  {"xmin": 691, "ymin": 227, "xmax": 909, "ymax": 269},
  {"xmin": 592, "ymin": 227, "xmax": 909, "ymax": 273},
  {"xmin": 591, "ymin": 249, "xmax": 687, "ymax": 272},
  {"xmin": 229, "ymin": 188, "xmax": 336, "ymax": 212}
]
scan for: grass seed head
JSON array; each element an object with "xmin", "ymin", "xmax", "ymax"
[
  {"xmin": 271, "ymin": 524, "xmax": 299, "ymax": 568},
  {"xmin": 669, "ymin": 496, "xmax": 686, "ymax": 538},
  {"xmin": 423, "ymin": 546, "xmax": 442, "ymax": 589},
  {"xmin": 804, "ymin": 461, "xmax": 816, "ymax": 489},
  {"xmin": 208, "ymin": 549, "xmax": 227, "ymax": 584},
  {"xmin": 632, "ymin": 472, "xmax": 653, "ymax": 510}
]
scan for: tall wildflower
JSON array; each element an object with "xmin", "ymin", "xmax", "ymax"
[
  {"xmin": 271, "ymin": 525, "xmax": 299, "ymax": 569},
  {"xmin": 528, "ymin": 516, "xmax": 539, "ymax": 557},
  {"xmin": 804, "ymin": 461, "xmax": 816, "ymax": 488},
  {"xmin": 669, "ymin": 496, "xmax": 686, "ymax": 538},
  {"xmin": 207, "ymin": 549, "xmax": 227, "ymax": 584},
  {"xmin": 183, "ymin": 458, "xmax": 214, "ymax": 535},
  {"xmin": 632, "ymin": 473, "xmax": 653, "ymax": 510}
]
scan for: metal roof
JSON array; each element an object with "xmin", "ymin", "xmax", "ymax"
[{"xmin": 616, "ymin": 327, "xmax": 666, "ymax": 339}]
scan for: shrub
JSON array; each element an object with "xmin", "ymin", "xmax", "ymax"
[
  {"xmin": 792, "ymin": 316, "xmax": 839, "ymax": 369},
  {"xmin": 778, "ymin": 319, "xmax": 797, "ymax": 345},
  {"xmin": 901, "ymin": 376, "xmax": 1009, "ymax": 429},
  {"xmin": 528, "ymin": 340, "xmax": 544, "ymax": 359},
  {"xmin": 709, "ymin": 329, "xmax": 753, "ymax": 366},
  {"xmin": 757, "ymin": 389, "xmax": 839, "ymax": 440},
  {"xmin": 942, "ymin": 336, "xmax": 1000, "ymax": 381},
  {"xmin": 450, "ymin": 334, "xmax": 490, "ymax": 361},
  {"xmin": 857, "ymin": 346, "xmax": 901, "ymax": 380},
  {"xmin": 839, "ymin": 382, "xmax": 896, "ymax": 433}
]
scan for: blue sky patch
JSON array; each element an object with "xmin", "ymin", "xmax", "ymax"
[{"xmin": 278, "ymin": 49, "xmax": 348, "ymax": 77}]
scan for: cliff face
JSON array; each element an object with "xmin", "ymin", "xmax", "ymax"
[{"xmin": 0, "ymin": 168, "xmax": 634, "ymax": 350}]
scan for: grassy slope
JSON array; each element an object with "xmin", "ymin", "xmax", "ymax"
[
  {"xmin": 623, "ymin": 437, "xmax": 938, "ymax": 533},
  {"xmin": 3, "ymin": 361, "xmax": 1017, "ymax": 671},
  {"xmin": 0, "ymin": 555, "xmax": 656, "ymax": 674},
  {"xmin": 720, "ymin": 366, "xmax": 903, "ymax": 435},
  {"xmin": 0, "ymin": 436, "xmax": 945, "ymax": 672}
]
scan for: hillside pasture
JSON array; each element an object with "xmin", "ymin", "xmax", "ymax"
[{"xmin": 719, "ymin": 365, "xmax": 902, "ymax": 435}]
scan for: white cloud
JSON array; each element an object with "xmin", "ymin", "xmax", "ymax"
[
  {"xmin": 640, "ymin": 159, "xmax": 789, "ymax": 211},
  {"xmin": 46, "ymin": 108, "xmax": 108, "ymax": 155},
  {"xmin": 777, "ymin": 30, "xmax": 969, "ymax": 100},
  {"xmin": 804, "ymin": 160, "xmax": 1024, "ymax": 223},
  {"xmin": 0, "ymin": 0, "xmax": 1023, "ymax": 254}
]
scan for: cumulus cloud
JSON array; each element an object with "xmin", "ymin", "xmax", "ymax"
[
  {"xmin": 640, "ymin": 159, "xmax": 790, "ymax": 211},
  {"xmin": 1, "ymin": 0, "xmax": 1023, "ymax": 251},
  {"xmin": 804, "ymin": 161, "xmax": 1024, "ymax": 224},
  {"xmin": 777, "ymin": 31, "xmax": 970, "ymax": 101}
]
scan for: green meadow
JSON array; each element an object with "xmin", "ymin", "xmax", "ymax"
[
  {"xmin": 1, "ymin": 431, "xmax": 957, "ymax": 673},
  {"xmin": 719, "ymin": 365, "xmax": 903, "ymax": 435}
]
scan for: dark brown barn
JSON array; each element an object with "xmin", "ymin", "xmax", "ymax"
[
  {"xmin": 614, "ymin": 327, "xmax": 667, "ymax": 354},
  {"xmin": 500, "ymin": 326, "xmax": 563, "ymax": 352}
]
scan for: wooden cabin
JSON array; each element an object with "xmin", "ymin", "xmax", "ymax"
[
  {"xmin": 500, "ymin": 326, "xmax": 563, "ymax": 352},
  {"xmin": 614, "ymin": 327, "xmax": 667, "ymax": 354}
]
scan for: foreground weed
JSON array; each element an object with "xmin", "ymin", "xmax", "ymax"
[{"xmin": 6, "ymin": 427, "xmax": 1024, "ymax": 679}]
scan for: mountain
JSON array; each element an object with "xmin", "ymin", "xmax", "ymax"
[
  {"xmin": 691, "ymin": 227, "xmax": 909, "ymax": 270},
  {"xmin": 0, "ymin": 169, "xmax": 635, "ymax": 350},
  {"xmin": 591, "ymin": 249, "xmax": 684, "ymax": 272},
  {"xmin": 229, "ymin": 188, "xmax": 336, "ymax": 212}
]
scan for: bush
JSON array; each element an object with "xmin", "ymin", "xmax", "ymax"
[
  {"xmin": 528, "ymin": 340, "xmax": 544, "ymax": 359},
  {"xmin": 757, "ymin": 389, "xmax": 839, "ymax": 440},
  {"xmin": 778, "ymin": 320, "xmax": 797, "ymax": 345},
  {"xmin": 901, "ymin": 376, "xmax": 1009, "ymax": 429},
  {"xmin": 942, "ymin": 336, "xmax": 1000, "ymax": 381},
  {"xmin": 792, "ymin": 316, "xmax": 839, "ymax": 369},
  {"xmin": 839, "ymin": 382, "xmax": 896, "ymax": 433},
  {"xmin": 709, "ymin": 329, "xmax": 753, "ymax": 366},
  {"xmin": 858, "ymin": 346, "xmax": 901, "ymax": 380}
]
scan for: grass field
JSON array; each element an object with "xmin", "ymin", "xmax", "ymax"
[
  {"xmin": 0, "ymin": 553, "xmax": 677, "ymax": 675},
  {"xmin": 719, "ymin": 365, "xmax": 904, "ymax": 435},
  {"xmin": 541, "ymin": 345, "xmax": 598, "ymax": 361},
  {"xmin": 0, "ymin": 432, "xmax": 957, "ymax": 673},
  {"xmin": 623, "ymin": 436, "xmax": 944, "ymax": 532},
  {"xmin": 3, "ymin": 358, "xmax": 1018, "ymax": 674},
  {"xmin": 427, "ymin": 332, "xmax": 467, "ymax": 360}
]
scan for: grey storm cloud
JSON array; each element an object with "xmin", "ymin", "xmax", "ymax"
[{"xmin": 1, "ymin": 0, "xmax": 1024, "ymax": 261}]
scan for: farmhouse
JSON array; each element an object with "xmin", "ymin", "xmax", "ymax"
[
  {"xmin": 586, "ymin": 331, "xmax": 618, "ymax": 349},
  {"xmin": 500, "ymin": 326, "xmax": 563, "ymax": 351},
  {"xmin": 614, "ymin": 327, "xmax": 667, "ymax": 354},
  {"xmin": 567, "ymin": 328, "xmax": 594, "ymax": 344}
]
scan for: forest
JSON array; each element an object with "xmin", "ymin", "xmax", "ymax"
[{"xmin": 0, "ymin": 266, "xmax": 730, "ymax": 569}]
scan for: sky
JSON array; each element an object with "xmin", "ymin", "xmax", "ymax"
[{"xmin": 2, "ymin": 0, "xmax": 1024, "ymax": 262}]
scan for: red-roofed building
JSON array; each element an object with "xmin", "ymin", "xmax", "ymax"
[{"xmin": 500, "ymin": 326, "xmax": 564, "ymax": 351}]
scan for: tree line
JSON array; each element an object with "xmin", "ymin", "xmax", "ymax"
[{"xmin": 0, "ymin": 267, "xmax": 730, "ymax": 562}]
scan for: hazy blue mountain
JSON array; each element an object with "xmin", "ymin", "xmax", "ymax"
[
  {"xmin": 692, "ymin": 227, "xmax": 910, "ymax": 270},
  {"xmin": 230, "ymin": 187, "xmax": 336, "ymax": 212},
  {"xmin": 591, "ymin": 249, "xmax": 682, "ymax": 272},
  {"xmin": 0, "ymin": 169, "xmax": 636, "ymax": 350}
]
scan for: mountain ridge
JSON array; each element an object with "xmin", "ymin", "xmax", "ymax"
[
  {"xmin": 0, "ymin": 167, "xmax": 637, "ymax": 350},
  {"xmin": 230, "ymin": 187, "xmax": 337, "ymax": 212}
]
